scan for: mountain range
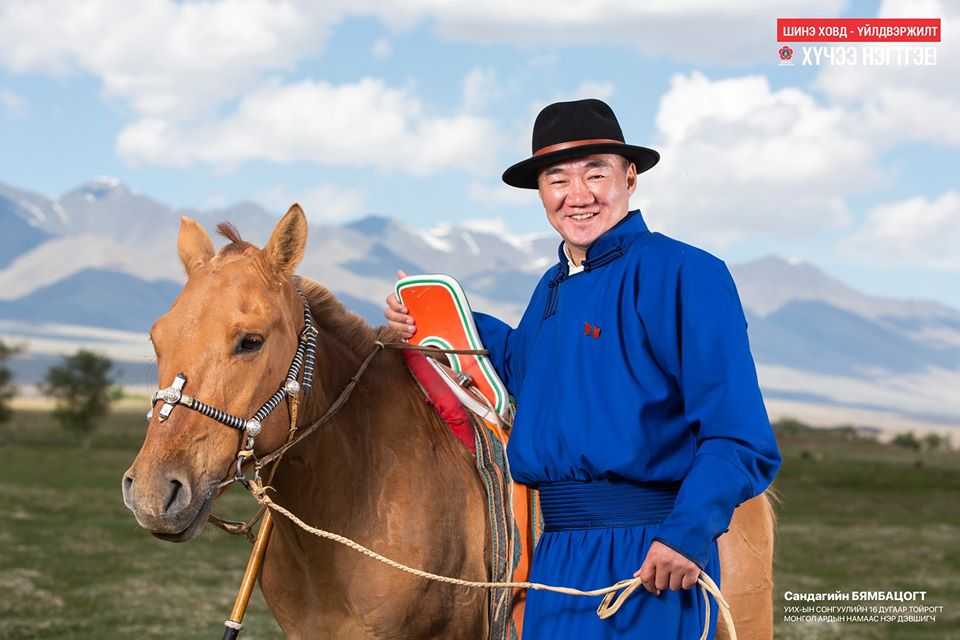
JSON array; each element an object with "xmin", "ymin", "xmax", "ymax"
[{"xmin": 2, "ymin": 178, "xmax": 958, "ymax": 428}]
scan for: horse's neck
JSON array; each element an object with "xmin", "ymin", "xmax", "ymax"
[
  {"xmin": 274, "ymin": 332, "xmax": 427, "ymax": 477},
  {"xmin": 303, "ymin": 328, "xmax": 369, "ymax": 419},
  {"xmin": 271, "ymin": 331, "xmax": 426, "ymax": 497}
]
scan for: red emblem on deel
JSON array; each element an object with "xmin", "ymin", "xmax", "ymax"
[{"xmin": 584, "ymin": 323, "xmax": 601, "ymax": 339}]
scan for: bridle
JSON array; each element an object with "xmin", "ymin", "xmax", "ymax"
[
  {"xmin": 145, "ymin": 280, "xmax": 733, "ymax": 637},
  {"xmin": 149, "ymin": 288, "xmax": 319, "ymax": 485},
  {"xmin": 147, "ymin": 283, "xmax": 488, "ymax": 530}
]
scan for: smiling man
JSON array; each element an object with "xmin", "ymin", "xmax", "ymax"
[{"xmin": 385, "ymin": 98, "xmax": 781, "ymax": 639}]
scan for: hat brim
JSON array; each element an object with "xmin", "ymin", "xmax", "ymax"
[{"xmin": 501, "ymin": 143, "xmax": 660, "ymax": 189}]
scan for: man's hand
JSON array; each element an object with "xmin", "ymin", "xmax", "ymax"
[
  {"xmin": 384, "ymin": 270, "xmax": 416, "ymax": 339},
  {"xmin": 635, "ymin": 541, "xmax": 700, "ymax": 595}
]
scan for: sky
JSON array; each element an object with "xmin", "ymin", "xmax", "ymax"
[{"xmin": 1, "ymin": 0, "xmax": 958, "ymax": 308}]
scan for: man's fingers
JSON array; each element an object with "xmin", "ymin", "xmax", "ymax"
[
  {"xmin": 636, "ymin": 563, "xmax": 660, "ymax": 596},
  {"xmin": 681, "ymin": 571, "xmax": 700, "ymax": 590},
  {"xmin": 669, "ymin": 570, "xmax": 684, "ymax": 592},
  {"xmin": 385, "ymin": 271, "xmax": 415, "ymax": 338},
  {"xmin": 384, "ymin": 293, "xmax": 409, "ymax": 315},
  {"xmin": 385, "ymin": 310, "xmax": 414, "ymax": 325},
  {"xmin": 654, "ymin": 566, "xmax": 669, "ymax": 593}
]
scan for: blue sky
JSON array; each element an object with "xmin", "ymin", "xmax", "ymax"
[{"xmin": 1, "ymin": 0, "xmax": 958, "ymax": 308}]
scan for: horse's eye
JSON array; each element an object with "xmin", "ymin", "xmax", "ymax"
[{"xmin": 237, "ymin": 334, "xmax": 264, "ymax": 354}]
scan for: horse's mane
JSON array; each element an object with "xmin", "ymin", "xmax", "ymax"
[
  {"xmin": 216, "ymin": 222, "xmax": 253, "ymax": 255},
  {"xmin": 295, "ymin": 276, "xmax": 391, "ymax": 357}
]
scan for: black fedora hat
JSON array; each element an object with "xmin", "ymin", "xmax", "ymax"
[{"xmin": 502, "ymin": 98, "xmax": 659, "ymax": 189}]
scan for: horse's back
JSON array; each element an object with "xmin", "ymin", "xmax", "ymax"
[{"xmin": 717, "ymin": 492, "xmax": 776, "ymax": 640}]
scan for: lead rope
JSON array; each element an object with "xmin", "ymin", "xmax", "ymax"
[
  {"xmin": 219, "ymin": 339, "xmax": 735, "ymax": 639},
  {"xmin": 245, "ymin": 477, "xmax": 734, "ymax": 640}
]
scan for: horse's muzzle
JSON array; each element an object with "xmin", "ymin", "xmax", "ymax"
[{"xmin": 122, "ymin": 467, "xmax": 215, "ymax": 542}]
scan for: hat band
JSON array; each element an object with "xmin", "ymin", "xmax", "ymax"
[{"xmin": 532, "ymin": 138, "xmax": 624, "ymax": 157}]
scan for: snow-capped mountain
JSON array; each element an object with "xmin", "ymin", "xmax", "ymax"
[{"xmin": 2, "ymin": 178, "xmax": 959, "ymax": 426}]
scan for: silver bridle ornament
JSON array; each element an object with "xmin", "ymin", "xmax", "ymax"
[{"xmin": 149, "ymin": 289, "xmax": 318, "ymax": 448}]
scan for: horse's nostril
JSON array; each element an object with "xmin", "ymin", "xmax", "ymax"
[
  {"xmin": 163, "ymin": 480, "xmax": 190, "ymax": 515},
  {"xmin": 121, "ymin": 473, "xmax": 135, "ymax": 506},
  {"xmin": 163, "ymin": 480, "xmax": 183, "ymax": 512}
]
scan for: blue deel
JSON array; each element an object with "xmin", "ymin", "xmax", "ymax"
[{"xmin": 472, "ymin": 210, "xmax": 781, "ymax": 639}]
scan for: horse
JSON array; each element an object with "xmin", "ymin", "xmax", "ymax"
[{"xmin": 121, "ymin": 204, "xmax": 776, "ymax": 639}]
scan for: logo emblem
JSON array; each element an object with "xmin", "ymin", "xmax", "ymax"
[
  {"xmin": 584, "ymin": 323, "xmax": 601, "ymax": 339},
  {"xmin": 778, "ymin": 45, "xmax": 794, "ymax": 66}
]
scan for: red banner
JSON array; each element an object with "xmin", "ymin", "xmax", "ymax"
[{"xmin": 777, "ymin": 18, "xmax": 941, "ymax": 43}]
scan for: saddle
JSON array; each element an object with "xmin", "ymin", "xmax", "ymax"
[{"xmin": 396, "ymin": 274, "xmax": 540, "ymax": 640}]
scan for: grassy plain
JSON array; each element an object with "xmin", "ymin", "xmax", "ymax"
[
  {"xmin": 0, "ymin": 409, "xmax": 957, "ymax": 639},
  {"xmin": 772, "ymin": 422, "xmax": 960, "ymax": 639},
  {"xmin": 0, "ymin": 409, "xmax": 284, "ymax": 639}
]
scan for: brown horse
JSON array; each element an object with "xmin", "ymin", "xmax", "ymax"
[{"xmin": 122, "ymin": 205, "xmax": 776, "ymax": 638}]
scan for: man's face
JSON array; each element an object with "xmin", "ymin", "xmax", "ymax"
[{"xmin": 537, "ymin": 153, "xmax": 637, "ymax": 265}]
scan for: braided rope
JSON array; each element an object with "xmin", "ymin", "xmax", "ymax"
[
  {"xmin": 254, "ymin": 342, "xmax": 383, "ymax": 468},
  {"xmin": 192, "ymin": 399, "xmax": 247, "ymax": 430},
  {"xmin": 298, "ymin": 290, "xmax": 317, "ymax": 394},
  {"xmin": 151, "ymin": 289, "xmax": 317, "ymax": 434},
  {"xmin": 288, "ymin": 344, "xmax": 305, "ymax": 378},
  {"xmin": 252, "ymin": 389, "xmax": 287, "ymax": 424},
  {"xmin": 302, "ymin": 333, "xmax": 317, "ymax": 393},
  {"xmin": 248, "ymin": 482, "xmax": 735, "ymax": 640},
  {"xmin": 212, "ymin": 333, "xmax": 737, "ymax": 638}
]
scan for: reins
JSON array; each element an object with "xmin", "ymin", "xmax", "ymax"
[
  {"xmin": 200, "ymin": 328, "xmax": 735, "ymax": 639},
  {"xmin": 246, "ymin": 475, "xmax": 733, "ymax": 640},
  {"xmin": 208, "ymin": 340, "xmax": 486, "ymax": 541},
  {"xmin": 211, "ymin": 340, "xmax": 487, "ymax": 492}
]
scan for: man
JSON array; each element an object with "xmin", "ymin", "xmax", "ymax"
[{"xmin": 385, "ymin": 99, "xmax": 781, "ymax": 639}]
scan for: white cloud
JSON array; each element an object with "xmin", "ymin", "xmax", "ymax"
[
  {"xmin": 468, "ymin": 181, "xmax": 541, "ymax": 207},
  {"xmin": 259, "ymin": 183, "xmax": 368, "ymax": 225},
  {"xmin": 639, "ymin": 71, "xmax": 875, "ymax": 249},
  {"xmin": 357, "ymin": 0, "xmax": 847, "ymax": 64},
  {"xmin": 1, "ymin": 0, "xmax": 845, "ymax": 131},
  {"xmin": 461, "ymin": 67, "xmax": 499, "ymax": 113},
  {"xmin": 116, "ymin": 77, "xmax": 503, "ymax": 175},
  {"xmin": 843, "ymin": 192, "xmax": 960, "ymax": 269},
  {"xmin": 0, "ymin": 1, "xmax": 509, "ymax": 176},
  {"xmin": 0, "ymin": 0, "xmax": 329, "ymax": 120},
  {"xmin": 4, "ymin": 0, "xmax": 846, "ymax": 127},
  {"xmin": 371, "ymin": 38, "xmax": 393, "ymax": 59},
  {"xmin": 0, "ymin": 88, "xmax": 26, "ymax": 116},
  {"xmin": 814, "ymin": 0, "xmax": 960, "ymax": 147}
]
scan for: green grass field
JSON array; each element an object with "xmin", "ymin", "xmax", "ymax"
[
  {"xmin": 0, "ymin": 409, "xmax": 957, "ymax": 639},
  {"xmin": 771, "ymin": 423, "xmax": 960, "ymax": 639},
  {"xmin": 0, "ymin": 409, "xmax": 285, "ymax": 639}
]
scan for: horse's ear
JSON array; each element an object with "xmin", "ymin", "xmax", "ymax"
[
  {"xmin": 263, "ymin": 204, "xmax": 308, "ymax": 277},
  {"xmin": 178, "ymin": 217, "xmax": 215, "ymax": 276}
]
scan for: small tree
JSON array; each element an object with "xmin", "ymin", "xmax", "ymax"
[
  {"xmin": 922, "ymin": 432, "xmax": 952, "ymax": 452},
  {"xmin": 890, "ymin": 431, "xmax": 921, "ymax": 451},
  {"xmin": 0, "ymin": 339, "xmax": 23, "ymax": 424},
  {"xmin": 43, "ymin": 349, "xmax": 115, "ymax": 448}
]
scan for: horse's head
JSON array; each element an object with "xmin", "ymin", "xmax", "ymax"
[{"xmin": 122, "ymin": 205, "xmax": 308, "ymax": 542}]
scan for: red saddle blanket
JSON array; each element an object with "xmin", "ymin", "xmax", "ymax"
[{"xmin": 402, "ymin": 348, "xmax": 540, "ymax": 640}]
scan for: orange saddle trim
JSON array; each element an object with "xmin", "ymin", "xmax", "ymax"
[
  {"xmin": 396, "ymin": 274, "xmax": 539, "ymax": 638},
  {"xmin": 395, "ymin": 274, "xmax": 512, "ymax": 424}
]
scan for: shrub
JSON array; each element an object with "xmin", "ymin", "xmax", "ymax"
[
  {"xmin": 42, "ymin": 350, "xmax": 115, "ymax": 448},
  {"xmin": 0, "ymin": 340, "xmax": 24, "ymax": 424},
  {"xmin": 890, "ymin": 431, "xmax": 921, "ymax": 451}
]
